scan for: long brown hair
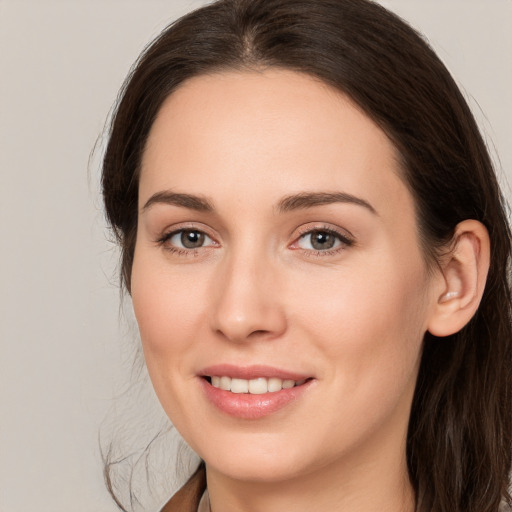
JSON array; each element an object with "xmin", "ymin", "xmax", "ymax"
[{"xmin": 101, "ymin": 1, "xmax": 512, "ymax": 510}]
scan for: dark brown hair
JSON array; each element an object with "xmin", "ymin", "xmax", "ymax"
[{"xmin": 101, "ymin": 1, "xmax": 512, "ymax": 510}]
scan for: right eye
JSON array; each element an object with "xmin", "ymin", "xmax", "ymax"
[{"xmin": 163, "ymin": 229, "xmax": 216, "ymax": 250}]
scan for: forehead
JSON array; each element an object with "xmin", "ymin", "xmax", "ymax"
[{"xmin": 140, "ymin": 69, "xmax": 411, "ymax": 220}]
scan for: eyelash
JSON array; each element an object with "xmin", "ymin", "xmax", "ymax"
[
  {"xmin": 156, "ymin": 225, "xmax": 354, "ymax": 257},
  {"xmin": 292, "ymin": 225, "xmax": 355, "ymax": 257},
  {"xmin": 156, "ymin": 227, "xmax": 217, "ymax": 256}
]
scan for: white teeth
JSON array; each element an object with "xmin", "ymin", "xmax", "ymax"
[
  {"xmin": 219, "ymin": 376, "xmax": 231, "ymax": 391},
  {"xmin": 282, "ymin": 379, "xmax": 295, "ymax": 389},
  {"xmin": 249, "ymin": 378, "xmax": 268, "ymax": 394},
  {"xmin": 230, "ymin": 378, "xmax": 249, "ymax": 394},
  {"xmin": 209, "ymin": 376, "xmax": 307, "ymax": 394},
  {"xmin": 267, "ymin": 377, "xmax": 283, "ymax": 392}
]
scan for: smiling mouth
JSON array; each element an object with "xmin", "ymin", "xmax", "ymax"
[{"xmin": 204, "ymin": 376, "xmax": 311, "ymax": 394}]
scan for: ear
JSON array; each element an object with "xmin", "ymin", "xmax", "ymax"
[{"xmin": 427, "ymin": 219, "xmax": 490, "ymax": 337}]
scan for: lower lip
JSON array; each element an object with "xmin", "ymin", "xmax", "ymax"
[{"xmin": 200, "ymin": 378, "xmax": 313, "ymax": 419}]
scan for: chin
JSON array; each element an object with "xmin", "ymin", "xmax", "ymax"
[
  {"xmin": 185, "ymin": 428, "xmax": 302, "ymax": 482},
  {"xmin": 194, "ymin": 427, "xmax": 337, "ymax": 485},
  {"xmin": 206, "ymin": 452, "xmax": 306, "ymax": 483}
]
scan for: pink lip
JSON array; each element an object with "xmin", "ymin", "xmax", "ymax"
[
  {"xmin": 199, "ymin": 364, "xmax": 310, "ymax": 381},
  {"xmin": 198, "ymin": 365, "xmax": 315, "ymax": 420}
]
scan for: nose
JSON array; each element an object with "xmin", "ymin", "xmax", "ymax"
[{"xmin": 209, "ymin": 248, "xmax": 287, "ymax": 343}]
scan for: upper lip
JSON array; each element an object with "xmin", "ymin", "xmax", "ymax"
[{"xmin": 199, "ymin": 364, "xmax": 312, "ymax": 381}]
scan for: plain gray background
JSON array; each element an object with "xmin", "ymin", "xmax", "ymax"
[{"xmin": 1, "ymin": 1, "xmax": 511, "ymax": 511}]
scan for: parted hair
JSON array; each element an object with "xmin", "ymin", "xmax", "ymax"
[{"xmin": 101, "ymin": 1, "xmax": 512, "ymax": 510}]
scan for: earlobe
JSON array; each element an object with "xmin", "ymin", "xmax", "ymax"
[{"xmin": 427, "ymin": 220, "xmax": 490, "ymax": 337}]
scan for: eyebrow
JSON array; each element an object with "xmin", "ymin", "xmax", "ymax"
[
  {"xmin": 277, "ymin": 192, "xmax": 377, "ymax": 215},
  {"xmin": 142, "ymin": 191, "xmax": 214, "ymax": 212},
  {"xmin": 141, "ymin": 190, "xmax": 377, "ymax": 215}
]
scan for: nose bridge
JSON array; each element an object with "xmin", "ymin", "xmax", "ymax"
[{"xmin": 210, "ymin": 239, "xmax": 286, "ymax": 342}]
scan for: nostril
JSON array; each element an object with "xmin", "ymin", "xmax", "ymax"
[{"xmin": 248, "ymin": 329, "xmax": 271, "ymax": 338}]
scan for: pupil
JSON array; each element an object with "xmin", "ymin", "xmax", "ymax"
[
  {"xmin": 312, "ymin": 231, "xmax": 334, "ymax": 250},
  {"xmin": 181, "ymin": 230, "xmax": 204, "ymax": 249}
]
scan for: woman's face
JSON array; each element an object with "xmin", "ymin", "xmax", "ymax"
[{"xmin": 132, "ymin": 70, "xmax": 439, "ymax": 482}]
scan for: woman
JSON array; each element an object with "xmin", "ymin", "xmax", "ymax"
[{"xmin": 101, "ymin": 0, "xmax": 512, "ymax": 511}]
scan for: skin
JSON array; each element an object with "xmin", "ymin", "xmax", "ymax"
[{"xmin": 131, "ymin": 69, "xmax": 451, "ymax": 512}]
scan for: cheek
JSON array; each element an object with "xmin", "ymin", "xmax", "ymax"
[
  {"xmin": 130, "ymin": 252, "xmax": 212, "ymax": 431},
  {"xmin": 289, "ymin": 250, "xmax": 430, "ymax": 388},
  {"xmin": 130, "ymin": 251, "xmax": 208, "ymax": 372}
]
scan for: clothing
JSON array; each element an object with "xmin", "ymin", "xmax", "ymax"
[
  {"xmin": 160, "ymin": 464, "xmax": 207, "ymax": 512},
  {"xmin": 197, "ymin": 490, "xmax": 211, "ymax": 512}
]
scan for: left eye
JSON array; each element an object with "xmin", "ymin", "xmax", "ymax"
[
  {"xmin": 297, "ymin": 230, "xmax": 345, "ymax": 251},
  {"xmin": 167, "ymin": 229, "xmax": 214, "ymax": 249}
]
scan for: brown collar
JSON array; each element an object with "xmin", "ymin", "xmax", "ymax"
[{"xmin": 160, "ymin": 463, "xmax": 206, "ymax": 512}]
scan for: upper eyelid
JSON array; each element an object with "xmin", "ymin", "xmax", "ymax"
[
  {"xmin": 293, "ymin": 223, "xmax": 355, "ymax": 242},
  {"xmin": 158, "ymin": 222, "xmax": 217, "ymax": 239},
  {"xmin": 165, "ymin": 228, "xmax": 214, "ymax": 240}
]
